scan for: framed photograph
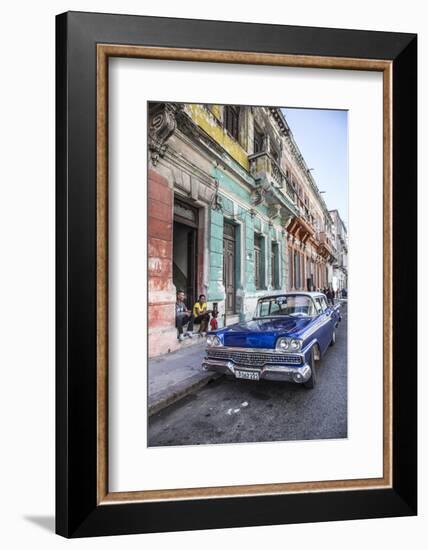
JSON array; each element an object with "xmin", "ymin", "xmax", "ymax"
[{"xmin": 56, "ymin": 11, "xmax": 417, "ymax": 538}]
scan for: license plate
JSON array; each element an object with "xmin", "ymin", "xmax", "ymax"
[{"xmin": 235, "ymin": 369, "xmax": 260, "ymax": 381}]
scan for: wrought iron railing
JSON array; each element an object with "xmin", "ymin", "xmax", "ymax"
[
  {"xmin": 317, "ymin": 231, "xmax": 337, "ymax": 254},
  {"xmin": 248, "ymin": 151, "xmax": 296, "ymax": 203}
]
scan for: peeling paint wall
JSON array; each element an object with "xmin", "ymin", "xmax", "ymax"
[{"xmin": 185, "ymin": 104, "xmax": 250, "ymax": 170}]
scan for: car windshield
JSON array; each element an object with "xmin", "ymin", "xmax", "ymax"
[{"xmin": 255, "ymin": 295, "xmax": 316, "ymax": 318}]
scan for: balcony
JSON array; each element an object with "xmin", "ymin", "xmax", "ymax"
[
  {"xmin": 338, "ymin": 232, "xmax": 347, "ymax": 245},
  {"xmin": 317, "ymin": 231, "xmax": 337, "ymax": 261},
  {"xmin": 297, "ymin": 203, "xmax": 313, "ymax": 226},
  {"xmin": 248, "ymin": 151, "xmax": 296, "ymax": 203}
]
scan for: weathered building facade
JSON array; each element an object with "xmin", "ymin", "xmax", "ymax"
[
  {"xmin": 148, "ymin": 103, "xmax": 339, "ymax": 357},
  {"xmin": 329, "ymin": 209, "xmax": 348, "ymax": 292},
  {"xmin": 274, "ymin": 111, "xmax": 337, "ymax": 294}
]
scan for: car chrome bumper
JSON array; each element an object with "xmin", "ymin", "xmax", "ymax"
[{"xmin": 202, "ymin": 358, "xmax": 312, "ymax": 384}]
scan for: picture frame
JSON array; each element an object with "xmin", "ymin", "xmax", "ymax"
[{"xmin": 56, "ymin": 10, "xmax": 417, "ymax": 538}]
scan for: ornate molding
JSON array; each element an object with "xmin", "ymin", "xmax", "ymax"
[
  {"xmin": 250, "ymin": 179, "xmax": 269, "ymax": 206},
  {"xmin": 148, "ymin": 104, "xmax": 181, "ymax": 165},
  {"xmin": 268, "ymin": 204, "xmax": 281, "ymax": 220}
]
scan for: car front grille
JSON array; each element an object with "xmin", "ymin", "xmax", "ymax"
[{"xmin": 206, "ymin": 348, "xmax": 302, "ymax": 367}]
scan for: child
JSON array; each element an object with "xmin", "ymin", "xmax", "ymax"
[{"xmin": 210, "ymin": 311, "xmax": 218, "ymax": 331}]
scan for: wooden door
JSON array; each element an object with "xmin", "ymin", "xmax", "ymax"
[{"xmin": 223, "ymin": 222, "xmax": 236, "ymax": 314}]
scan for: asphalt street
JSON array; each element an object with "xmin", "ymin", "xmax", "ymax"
[{"xmin": 148, "ymin": 304, "xmax": 348, "ymax": 446}]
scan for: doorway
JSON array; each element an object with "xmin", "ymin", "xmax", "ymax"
[
  {"xmin": 173, "ymin": 200, "xmax": 198, "ymax": 307},
  {"xmin": 271, "ymin": 241, "xmax": 279, "ymax": 289},
  {"xmin": 223, "ymin": 221, "xmax": 236, "ymax": 314}
]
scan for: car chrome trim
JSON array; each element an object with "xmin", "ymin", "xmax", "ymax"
[
  {"xmin": 206, "ymin": 348, "xmax": 303, "ymax": 367},
  {"xmin": 206, "ymin": 345, "xmax": 303, "ymax": 356},
  {"xmin": 206, "ymin": 344, "xmax": 318, "ymax": 358},
  {"xmin": 299, "ymin": 316, "xmax": 333, "ymax": 340},
  {"xmin": 202, "ymin": 359, "xmax": 312, "ymax": 383}
]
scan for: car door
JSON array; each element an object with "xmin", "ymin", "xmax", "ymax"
[
  {"xmin": 312, "ymin": 297, "xmax": 327, "ymax": 353},
  {"xmin": 321, "ymin": 296, "xmax": 336, "ymax": 352},
  {"xmin": 314, "ymin": 296, "xmax": 333, "ymax": 353}
]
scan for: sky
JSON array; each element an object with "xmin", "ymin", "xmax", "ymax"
[{"xmin": 281, "ymin": 108, "xmax": 348, "ymax": 228}]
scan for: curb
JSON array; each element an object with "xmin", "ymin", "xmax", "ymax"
[{"xmin": 148, "ymin": 372, "xmax": 222, "ymax": 417}]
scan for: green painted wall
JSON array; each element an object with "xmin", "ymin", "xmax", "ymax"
[
  {"xmin": 207, "ymin": 166, "xmax": 287, "ymax": 311},
  {"xmin": 207, "ymin": 208, "xmax": 225, "ymax": 302}
]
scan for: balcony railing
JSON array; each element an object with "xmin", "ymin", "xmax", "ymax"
[
  {"xmin": 318, "ymin": 231, "xmax": 335, "ymax": 248},
  {"xmin": 317, "ymin": 231, "xmax": 337, "ymax": 260},
  {"xmin": 248, "ymin": 151, "xmax": 296, "ymax": 203},
  {"xmin": 338, "ymin": 233, "xmax": 347, "ymax": 246},
  {"xmin": 297, "ymin": 203, "xmax": 313, "ymax": 225}
]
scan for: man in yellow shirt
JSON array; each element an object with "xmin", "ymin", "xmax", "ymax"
[{"xmin": 192, "ymin": 294, "xmax": 211, "ymax": 335}]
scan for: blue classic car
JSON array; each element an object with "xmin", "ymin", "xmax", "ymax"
[{"xmin": 203, "ymin": 292, "xmax": 341, "ymax": 389}]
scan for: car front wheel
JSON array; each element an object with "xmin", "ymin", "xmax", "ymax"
[
  {"xmin": 330, "ymin": 329, "xmax": 336, "ymax": 346},
  {"xmin": 303, "ymin": 348, "xmax": 317, "ymax": 389}
]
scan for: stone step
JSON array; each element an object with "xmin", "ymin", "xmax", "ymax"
[{"xmin": 178, "ymin": 332, "xmax": 207, "ymax": 348}]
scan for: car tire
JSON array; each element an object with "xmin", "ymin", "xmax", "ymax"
[
  {"xmin": 330, "ymin": 329, "xmax": 336, "ymax": 346},
  {"xmin": 304, "ymin": 348, "xmax": 317, "ymax": 389}
]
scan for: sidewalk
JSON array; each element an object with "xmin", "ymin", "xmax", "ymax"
[{"xmin": 148, "ymin": 339, "xmax": 221, "ymax": 416}]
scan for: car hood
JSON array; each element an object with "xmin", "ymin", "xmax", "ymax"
[{"xmin": 218, "ymin": 316, "xmax": 312, "ymax": 348}]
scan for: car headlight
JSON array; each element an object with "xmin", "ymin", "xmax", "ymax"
[
  {"xmin": 276, "ymin": 337, "xmax": 290, "ymax": 351},
  {"xmin": 276, "ymin": 337, "xmax": 302, "ymax": 352},
  {"xmin": 207, "ymin": 335, "xmax": 222, "ymax": 347},
  {"xmin": 289, "ymin": 338, "xmax": 302, "ymax": 351}
]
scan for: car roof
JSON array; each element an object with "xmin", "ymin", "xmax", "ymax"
[{"xmin": 257, "ymin": 291, "xmax": 326, "ymax": 300}]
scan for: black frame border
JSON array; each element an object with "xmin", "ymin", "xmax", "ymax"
[{"xmin": 56, "ymin": 11, "xmax": 417, "ymax": 538}]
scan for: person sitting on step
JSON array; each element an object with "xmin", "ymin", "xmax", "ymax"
[
  {"xmin": 175, "ymin": 290, "xmax": 194, "ymax": 341},
  {"xmin": 192, "ymin": 294, "xmax": 211, "ymax": 336}
]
